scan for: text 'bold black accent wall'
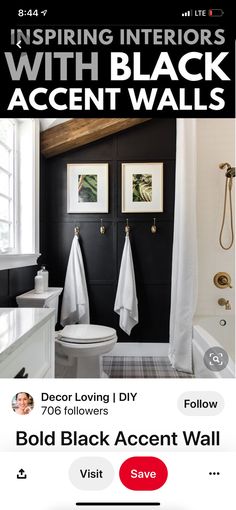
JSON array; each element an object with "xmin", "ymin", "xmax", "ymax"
[{"xmin": 40, "ymin": 119, "xmax": 176, "ymax": 342}]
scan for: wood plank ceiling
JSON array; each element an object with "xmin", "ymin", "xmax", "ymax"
[{"xmin": 40, "ymin": 118, "xmax": 151, "ymax": 158}]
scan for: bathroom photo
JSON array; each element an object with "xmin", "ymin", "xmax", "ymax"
[{"xmin": 0, "ymin": 117, "xmax": 234, "ymax": 378}]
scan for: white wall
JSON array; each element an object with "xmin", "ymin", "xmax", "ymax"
[
  {"xmin": 196, "ymin": 118, "xmax": 235, "ymax": 316},
  {"xmin": 40, "ymin": 119, "xmax": 71, "ymax": 131}
]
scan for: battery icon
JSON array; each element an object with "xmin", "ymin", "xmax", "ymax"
[{"xmin": 208, "ymin": 8, "xmax": 224, "ymax": 16}]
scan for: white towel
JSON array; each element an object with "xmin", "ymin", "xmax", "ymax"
[
  {"xmin": 60, "ymin": 235, "xmax": 90, "ymax": 326},
  {"xmin": 114, "ymin": 234, "xmax": 138, "ymax": 335}
]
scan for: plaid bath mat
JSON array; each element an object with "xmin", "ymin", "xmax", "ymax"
[{"xmin": 103, "ymin": 356, "xmax": 193, "ymax": 378}]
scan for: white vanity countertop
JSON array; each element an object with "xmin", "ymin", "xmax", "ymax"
[{"xmin": 0, "ymin": 308, "xmax": 55, "ymax": 360}]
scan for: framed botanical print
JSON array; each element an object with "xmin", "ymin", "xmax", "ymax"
[
  {"xmin": 67, "ymin": 163, "xmax": 109, "ymax": 213},
  {"xmin": 121, "ymin": 162, "xmax": 163, "ymax": 212}
]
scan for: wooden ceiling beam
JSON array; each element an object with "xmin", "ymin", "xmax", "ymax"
[{"xmin": 40, "ymin": 118, "xmax": 151, "ymax": 158}]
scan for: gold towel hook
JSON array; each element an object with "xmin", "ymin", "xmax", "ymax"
[
  {"xmin": 125, "ymin": 218, "xmax": 130, "ymax": 235},
  {"xmin": 74, "ymin": 226, "xmax": 80, "ymax": 237},
  {"xmin": 100, "ymin": 219, "xmax": 106, "ymax": 235},
  {"xmin": 151, "ymin": 217, "xmax": 157, "ymax": 234}
]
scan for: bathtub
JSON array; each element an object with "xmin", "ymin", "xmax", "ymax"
[{"xmin": 192, "ymin": 315, "xmax": 235, "ymax": 378}]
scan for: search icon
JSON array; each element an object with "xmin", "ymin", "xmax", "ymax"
[{"xmin": 204, "ymin": 347, "xmax": 229, "ymax": 371}]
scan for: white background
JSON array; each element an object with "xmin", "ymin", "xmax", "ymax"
[{"xmin": 0, "ymin": 378, "xmax": 235, "ymax": 509}]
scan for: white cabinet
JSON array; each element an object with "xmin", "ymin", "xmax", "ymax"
[
  {"xmin": 16, "ymin": 287, "xmax": 63, "ymax": 326},
  {"xmin": 0, "ymin": 308, "xmax": 55, "ymax": 378}
]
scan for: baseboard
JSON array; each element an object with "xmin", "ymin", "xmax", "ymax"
[{"xmin": 104, "ymin": 342, "xmax": 169, "ymax": 357}]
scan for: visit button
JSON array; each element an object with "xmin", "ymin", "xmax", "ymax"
[{"xmin": 119, "ymin": 456, "xmax": 168, "ymax": 491}]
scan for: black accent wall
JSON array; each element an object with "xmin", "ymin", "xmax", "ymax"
[
  {"xmin": 40, "ymin": 119, "xmax": 176, "ymax": 342},
  {"xmin": 0, "ymin": 266, "xmax": 37, "ymax": 308},
  {"xmin": 0, "ymin": 120, "xmax": 175, "ymax": 341}
]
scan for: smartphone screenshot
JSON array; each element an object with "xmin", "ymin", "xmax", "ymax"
[{"xmin": 0, "ymin": 6, "xmax": 235, "ymax": 509}]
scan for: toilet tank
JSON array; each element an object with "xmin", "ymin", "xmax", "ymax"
[{"xmin": 16, "ymin": 288, "xmax": 63, "ymax": 326}]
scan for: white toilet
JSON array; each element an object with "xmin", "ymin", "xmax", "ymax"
[
  {"xmin": 56, "ymin": 324, "xmax": 117, "ymax": 378},
  {"xmin": 16, "ymin": 288, "xmax": 117, "ymax": 378}
]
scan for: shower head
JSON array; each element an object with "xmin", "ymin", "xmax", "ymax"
[{"xmin": 219, "ymin": 162, "xmax": 235, "ymax": 178}]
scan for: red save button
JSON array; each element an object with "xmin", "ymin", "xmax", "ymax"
[{"xmin": 119, "ymin": 456, "xmax": 168, "ymax": 491}]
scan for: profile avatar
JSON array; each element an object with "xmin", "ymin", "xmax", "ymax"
[{"xmin": 12, "ymin": 392, "xmax": 34, "ymax": 415}]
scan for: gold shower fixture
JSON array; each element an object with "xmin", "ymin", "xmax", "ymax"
[
  {"xmin": 218, "ymin": 162, "xmax": 235, "ymax": 249},
  {"xmin": 219, "ymin": 162, "xmax": 231, "ymax": 170},
  {"xmin": 219, "ymin": 162, "xmax": 235, "ymax": 178},
  {"xmin": 213, "ymin": 272, "xmax": 232, "ymax": 289},
  {"xmin": 218, "ymin": 298, "xmax": 231, "ymax": 310}
]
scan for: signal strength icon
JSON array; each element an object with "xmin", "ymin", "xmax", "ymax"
[{"xmin": 182, "ymin": 10, "xmax": 192, "ymax": 16}]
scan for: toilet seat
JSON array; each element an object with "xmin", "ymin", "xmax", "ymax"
[
  {"xmin": 56, "ymin": 323, "xmax": 117, "ymax": 377},
  {"xmin": 57, "ymin": 324, "xmax": 117, "ymax": 344}
]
